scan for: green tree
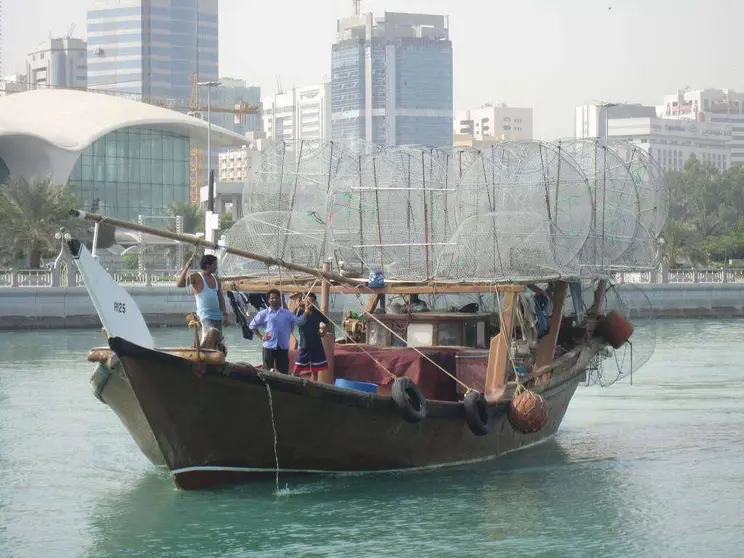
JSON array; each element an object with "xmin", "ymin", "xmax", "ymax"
[
  {"xmin": 660, "ymin": 156, "xmax": 744, "ymax": 266},
  {"xmin": 165, "ymin": 201, "xmax": 205, "ymax": 265},
  {"xmin": 0, "ymin": 176, "xmax": 81, "ymax": 268},
  {"xmin": 218, "ymin": 210, "xmax": 234, "ymax": 236},
  {"xmin": 660, "ymin": 219, "xmax": 707, "ymax": 268},
  {"xmin": 167, "ymin": 201, "xmax": 204, "ymax": 235}
]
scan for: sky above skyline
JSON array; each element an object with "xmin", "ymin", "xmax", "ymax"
[{"xmin": 3, "ymin": 0, "xmax": 743, "ymax": 139}]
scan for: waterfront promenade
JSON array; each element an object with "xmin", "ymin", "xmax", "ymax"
[{"xmin": 2, "ymin": 266, "xmax": 744, "ymax": 330}]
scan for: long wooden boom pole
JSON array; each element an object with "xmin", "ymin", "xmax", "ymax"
[{"xmin": 69, "ymin": 209, "xmax": 357, "ymax": 286}]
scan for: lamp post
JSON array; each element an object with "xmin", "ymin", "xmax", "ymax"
[{"xmin": 198, "ymin": 80, "xmax": 221, "ymax": 249}]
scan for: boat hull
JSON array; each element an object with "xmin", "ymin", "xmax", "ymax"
[
  {"xmin": 107, "ymin": 337, "xmax": 591, "ymax": 490},
  {"xmin": 90, "ymin": 356, "xmax": 166, "ymax": 467}
]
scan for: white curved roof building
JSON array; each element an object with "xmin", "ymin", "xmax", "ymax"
[{"xmin": 0, "ymin": 89, "xmax": 247, "ymax": 219}]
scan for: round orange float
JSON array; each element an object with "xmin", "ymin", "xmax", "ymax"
[
  {"xmin": 596, "ymin": 310, "xmax": 634, "ymax": 349},
  {"xmin": 508, "ymin": 389, "xmax": 549, "ymax": 434}
]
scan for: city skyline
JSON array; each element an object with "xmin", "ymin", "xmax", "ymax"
[{"xmin": 4, "ymin": 0, "xmax": 744, "ymax": 140}]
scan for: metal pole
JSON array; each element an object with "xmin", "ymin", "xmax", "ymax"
[{"xmin": 207, "ymin": 85, "xmax": 212, "ymax": 197}]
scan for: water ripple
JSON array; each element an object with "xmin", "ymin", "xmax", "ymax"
[{"xmin": 0, "ymin": 321, "xmax": 743, "ymax": 557}]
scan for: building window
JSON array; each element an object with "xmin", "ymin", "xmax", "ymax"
[{"xmin": 68, "ymin": 128, "xmax": 190, "ymax": 221}]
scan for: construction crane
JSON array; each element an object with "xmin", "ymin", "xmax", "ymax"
[
  {"xmin": 184, "ymin": 73, "xmax": 261, "ymax": 204},
  {"xmin": 353, "ymin": 0, "xmax": 360, "ymax": 16}
]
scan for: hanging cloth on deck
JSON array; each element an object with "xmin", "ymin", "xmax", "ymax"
[{"xmin": 226, "ymin": 291, "xmax": 254, "ymax": 340}]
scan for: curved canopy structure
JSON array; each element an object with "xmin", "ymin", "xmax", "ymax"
[{"xmin": 0, "ymin": 89, "xmax": 246, "ymax": 182}]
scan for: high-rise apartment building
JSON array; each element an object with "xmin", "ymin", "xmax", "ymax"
[
  {"xmin": 86, "ymin": 0, "xmax": 218, "ymax": 100},
  {"xmin": 454, "ymin": 104, "xmax": 533, "ymax": 142},
  {"xmin": 331, "ymin": 11, "xmax": 453, "ymax": 147},
  {"xmin": 657, "ymin": 88, "xmax": 744, "ymax": 166},
  {"xmin": 574, "ymin": 103, "xmax": 657, "ymax": 139},
  {"xmin": 262, "ymin": 83, "xmax": 332, "ymax": 142},
  {"xmin": 25, "ymin": 37, "xmax": 88, "ymax": 90}
]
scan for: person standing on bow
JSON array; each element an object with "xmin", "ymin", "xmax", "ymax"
[
  {"xmin": 293, "ymin": 292, "xmax": 332, "ymax": 381},
  {"xmin": 250, "ymin": 289, "xmax": 306, "ymax": 374},
  {"xmin": 176, "ymin": 254, "xmax": 228, "ymax": 340}
]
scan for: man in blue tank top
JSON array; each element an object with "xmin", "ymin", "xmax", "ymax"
[
  {"xmin": 176, "ymin": 254, "xmax": 228, "ymax": 340},
  {"xmin": 249, "ymin": 289, "xmax": 306, "ymax": 374}
]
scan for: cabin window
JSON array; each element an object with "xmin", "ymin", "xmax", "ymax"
[
  {"xmin": 464, "ymin": 322, "xmax": 477, "ymax": 347},
  {"xmin": 407, "ymin": 323, "xmax": 434, "ymax": 347},
  {"xmin": 391, "ymin": 322, "xmax": 408, "ymax": 347},
  {"xmin": 477, "ymin": 322, "xmax": 486, "ymax": 347},
  {"xmin": 437, "ymin": 322, "xmax": 462, "ymax": 346}
]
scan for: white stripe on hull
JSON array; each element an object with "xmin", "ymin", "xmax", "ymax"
[{"xmin": 171, "ymin": 434, "xmax": 556, "ymax": 477}]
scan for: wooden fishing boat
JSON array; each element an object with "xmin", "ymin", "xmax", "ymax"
[
  {"xmin": 71, "ymin": 218, "xmax": 624, "ymax": 490},
  {"xmin": 69, "ymin": 137, "xmax": 660, "ymax": 490}
]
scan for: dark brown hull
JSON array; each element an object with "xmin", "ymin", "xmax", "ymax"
[{"xmin": 106, "ymin": 337, "xmax": 594, "ymax": 490}]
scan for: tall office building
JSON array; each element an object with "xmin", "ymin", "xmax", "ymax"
[
  {"xmin": 86, "ymin": 0, "xmax": 218, "ymax": 100},
  {"xmin": 262, "ymin": 83, "xmax": 332, "ymax": 142},
  {"xmin": 331, "ymin": 11, "xmax": 453, "ymax": 147},
  {"xmin": 26, "ymin": 37, "xmax": 88, "ymax": 90}
]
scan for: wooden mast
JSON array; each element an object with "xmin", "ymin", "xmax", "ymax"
[{"xmin": 70, "ymin": 209, "xmax": 358, "ymax": 286}]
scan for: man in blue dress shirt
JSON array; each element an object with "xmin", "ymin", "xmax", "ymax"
[{"xmin": 249, "ymin": 289, "xmax": 306, "ymax": 374}]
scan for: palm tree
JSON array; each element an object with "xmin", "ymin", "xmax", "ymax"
[
  {"xmin": 167, "ymin": 201, "xmax": 204, "ymax": 235},
  {"xmin": 165, "ymin": 201, "xmax": 205, "ymax": 265},
  {"xmin": 0, "ymin": 176, "xmax": 81, "ymax": 268}
]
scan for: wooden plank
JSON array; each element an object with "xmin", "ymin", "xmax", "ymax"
[
  {"xmin": 534, "ymin": 281, "xmax": 568, "ymax": 371},
  {"xmin": 483, "ymin": 290, "xmax": 518, "ymax": 396},
  {"xmin": 223, "ymin": 278, "xmax": 525, "ymax": 295}
]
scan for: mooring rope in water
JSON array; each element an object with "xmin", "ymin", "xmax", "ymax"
[{"xmin": 256, "ymin": 370, "xmax": 281, "ymax": 493}]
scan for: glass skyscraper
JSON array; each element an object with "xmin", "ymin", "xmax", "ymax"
[
  {"xmin": 86, "ymin": 0, "xmax": 218, "ymax": 100},
  {"xmin": 331, "ymin": 12, "xmax": 453, "ymax": 147}
]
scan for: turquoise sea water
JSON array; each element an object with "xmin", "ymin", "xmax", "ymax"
[{"xmin": 1, "ymin": 320, "xmax": 743, "ymax": 557}]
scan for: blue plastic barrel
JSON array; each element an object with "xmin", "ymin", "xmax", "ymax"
[{"xmin": 334, "ymin": 378, "xmax": 378, "ymax": 394}]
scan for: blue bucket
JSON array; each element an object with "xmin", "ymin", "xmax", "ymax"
[{"xmin": 334, "ymin": 378, "xmax": 378, "ymax": 394}]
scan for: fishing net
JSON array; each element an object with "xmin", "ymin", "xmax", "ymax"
[
  {"xmin": 581, "ymin": 282, "xmax": 657, "ymax": 387},
  {"xmin": 328, "ymin": 145, "xmax": 453, "ymax": 280},
  {"xmin": 220, "ymin": 139, "xmax": 668, "ymax": 282},
  {"xmin": 556, "ymin": 138, "xmax": 644, "ymax": 274}
]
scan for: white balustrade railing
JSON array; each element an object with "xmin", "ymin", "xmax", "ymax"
[
  {"xmin": 3, "ymin": 266, "xmax": 744, "ymax": 287},
  {"xmin": 0, "ymin": 268, "xmax": 179, "ymax": 288}
]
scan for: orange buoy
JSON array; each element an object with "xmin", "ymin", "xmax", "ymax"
[
  {"xmin": 508, "ymin": 389, "xmax": 549, "ymax": 434},
  {"xmin": 597, "ymin": 310, "xmax": 634, "ymax": 349}
]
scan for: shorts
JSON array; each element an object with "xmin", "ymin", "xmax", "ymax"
[
  {"xmin": 200, "ymin": 318, "xmax": 223, "ymax": 342},
  {"xmin": 263, "ymin": 347, "xmax": 290, "ymax": 375},
  {"xmin": 294, "ymin": 345, "xmax": 328, "ymax": 376}
]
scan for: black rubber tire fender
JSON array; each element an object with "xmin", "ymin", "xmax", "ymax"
[
  {"xmin": 463, "ymin": 391, "xmax": 491, "ymax": 436},
  {"xmin": 391, "ymin": 377, "xmax": 428, "ymax": 423}
]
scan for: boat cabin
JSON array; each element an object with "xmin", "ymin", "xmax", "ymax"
[{"xmin": 366, "ymin": 312, "xmax": 497, "ymax": 349}]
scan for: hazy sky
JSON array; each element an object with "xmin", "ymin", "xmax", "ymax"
[{"xmin": 3, "ymin": 0, "xmax": 743, "ymax": 139}]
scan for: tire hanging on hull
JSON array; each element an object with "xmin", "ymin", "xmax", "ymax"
[
  {"xmin": 391, "ymin": 377, "xmax": 428, "ymax": 423},
  {"xmin": 463, "ymin": 391, "xmax": 491, "ymax": 435}
]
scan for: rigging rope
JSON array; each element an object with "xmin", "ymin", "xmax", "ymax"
[{"xmin": 344, "ymin": 287, "xmax": 476, "ymax": 392}]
